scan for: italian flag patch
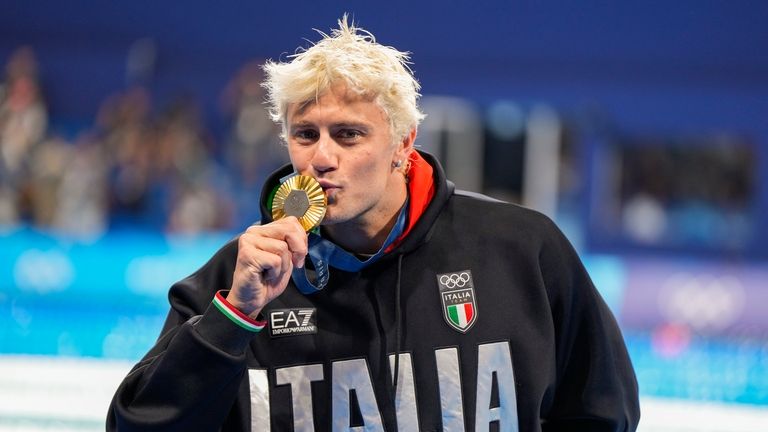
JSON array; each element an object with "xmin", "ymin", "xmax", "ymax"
[
  {"xmin": 436, "ymin": 270, "xmax": 478, "ymax": 333},
  {"xmin": 447, "ymin": 303, "xmax": 475, "ymax": 329}
]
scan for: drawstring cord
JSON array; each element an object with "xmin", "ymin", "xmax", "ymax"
[{"xmin": 393, "ymin": 254, "xmax": 403, "ymax": 391}]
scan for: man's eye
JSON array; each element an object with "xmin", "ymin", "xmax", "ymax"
[
  {"xmin": 294, "ymin": 130, "xmax": 319, "ymax": 141},
  {"xmin": 337, "ymin": 129, "xmax": 362, "ymax": 140}
]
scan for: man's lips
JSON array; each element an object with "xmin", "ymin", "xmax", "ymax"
[{"xmin": 316, "ymin": 179, "xmax": 340, "ymax": 192}]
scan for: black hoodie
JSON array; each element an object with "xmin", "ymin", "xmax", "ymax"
[{"xmin": 108, "ymin": 151, "xmax": 640, "ymax": 431}]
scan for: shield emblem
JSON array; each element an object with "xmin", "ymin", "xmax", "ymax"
[{"xmin": 436, "ymin": 270, "xmax": 478, "ymax": 333}]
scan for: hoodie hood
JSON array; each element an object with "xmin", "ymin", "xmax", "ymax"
[{"xmin": 259, "ymin": 150, "xmax": 454, "ymax": 255}]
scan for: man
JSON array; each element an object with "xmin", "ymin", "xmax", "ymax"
[{"xmin": 108, "ymin": 16, "xmax": 640, "ymax": 431}]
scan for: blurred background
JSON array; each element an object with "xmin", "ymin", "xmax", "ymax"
[{"xmin": 1, "ymin": 1, "xmax": 767, "ymax": 431}]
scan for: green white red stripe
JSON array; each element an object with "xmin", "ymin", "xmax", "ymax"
[
  {"xmin": 447, "ymin": 303, "xmax": 474, "ymax": 329},
  {"xmin": 213, "ymin": 291, "xmax": 267, "ymax": 332}
]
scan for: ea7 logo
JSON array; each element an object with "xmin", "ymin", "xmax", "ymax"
[
  {"xmin": 436, "ymin": 270, "xmax": 478, "ymax": 333},
  {"xmin": 269, "ymin": 308, "xmax": 317, "ymax": 338}
]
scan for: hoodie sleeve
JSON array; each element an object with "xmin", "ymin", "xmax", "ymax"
[
  {"xmin": 106, "ymin": 240, "xmax": 258, "ymax": 431},
  {"xmin": 537, "ymin": 218, "xmax": 640, "ymax": 431}
]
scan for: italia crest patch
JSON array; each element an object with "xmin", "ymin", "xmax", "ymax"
[{"xmin": 436, "ymin": 270, "xmax": 477, "ymax": 333}]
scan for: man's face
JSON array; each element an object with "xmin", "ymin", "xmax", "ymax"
[{"xmin": 285, "ymin": 84, "xmax": 409, "ymax": 230}]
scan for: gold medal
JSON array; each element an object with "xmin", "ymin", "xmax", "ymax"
[{"xmin": 271, "ymin": 174, "xmax": 327, "ymax": 231}]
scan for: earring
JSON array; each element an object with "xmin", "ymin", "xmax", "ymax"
[{"xmin": 392, "ymin": 160, "xmax": 403, "ymax": 168}]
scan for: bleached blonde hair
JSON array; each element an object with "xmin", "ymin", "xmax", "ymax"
[{"xmin": 262, "ymin": 15, "xmax": 425, "ymax": 144}]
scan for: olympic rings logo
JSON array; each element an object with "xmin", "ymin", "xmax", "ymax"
[{"xmin": 440, "ymin": 272, "xmax": 471, "ymax": 288}]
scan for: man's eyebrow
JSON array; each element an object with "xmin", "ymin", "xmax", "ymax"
[
  {"xmin": 289, "ymin": 121, "xmax": 371, "ymax": 131},
  {"xmin": 289, "ymin": 121, "xmax": 314, "ymax": 131},
  {"xmin": 330, "ymin": 122, "xmax": 370, "ymax": 131}
]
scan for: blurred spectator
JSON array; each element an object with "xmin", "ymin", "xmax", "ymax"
[
  {"xmin": 618, "ymin": 139, "xmax": 754, "ymax": 250},
  {"xmin": 52, "ymin": 133, "xmax": 110, "ymax": 237},
  {"xmin": 0, "ymin": 53, "xmax": 293, "ymax": 235},
  {"xmin": 0, "ymin": 46, "xmax": 48, "ymax": 225},
  {"xmin": 96, "ymin": 86, "xmax": 155, "ymax": 228},
  {"xmin": 154, "ymin": 95, "xmax": 233, "ymax": 233},
  {"xmin": 25, "ymin": 135, "xmax": 72, "ymax": 227},
  {"xmin": 220, "ymin": 60, "xmax": 287, "ymax": 227}
]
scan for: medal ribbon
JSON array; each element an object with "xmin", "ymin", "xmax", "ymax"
[{"xmin": 291, "ymin": 196, "xmax": 409, "ymax": 294}]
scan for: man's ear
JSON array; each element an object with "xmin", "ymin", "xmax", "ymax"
[{"xmin": 397, "ymin": 127, "xmax": 417, "ymax": 161}]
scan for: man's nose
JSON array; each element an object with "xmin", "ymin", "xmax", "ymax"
[{"xmin": 310, "ymin": 133, "xmax": 337, "ymax": 173}]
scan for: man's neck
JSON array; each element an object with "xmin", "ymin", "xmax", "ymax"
[
  {"xmin": 322, "ymin": 209, "xmax": 401, "ymax": 254},
  {"xmin": 323, "ymin": 183, "xmax": 408, "ymax": 254}
]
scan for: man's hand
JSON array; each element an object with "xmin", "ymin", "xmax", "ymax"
[{"xmin": 226, "ymin": 217, "xmax": 308, "ymax": 319}]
